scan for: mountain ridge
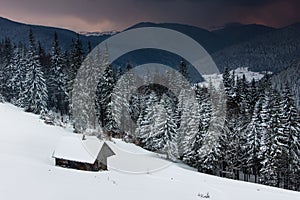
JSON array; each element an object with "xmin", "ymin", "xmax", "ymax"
[
  {"xmin": 0, "ymin": 16, "xmax": 279, "ymax": 53},
  {"xmin": 1, "ymin": 17, "xmax": 300, "ymax": 76},
  {"xmin": 0, "ymin": 17, "xmax": 108, "ymax": 52}
]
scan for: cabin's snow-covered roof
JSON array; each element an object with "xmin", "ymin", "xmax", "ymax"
[{"xmin": 53, "ymin": 134, "xmax": 104, "ymax": 164}]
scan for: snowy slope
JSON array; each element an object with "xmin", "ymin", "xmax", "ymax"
[
  {"xmin": 200, "ymin": 67, "xmax": 267, "ymax": 88},
  {"xmin": 0, "ymin": 103, "xmax": 299, "ymax": 200}
]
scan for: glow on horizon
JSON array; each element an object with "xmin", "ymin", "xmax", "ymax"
[
  {"xmin": 0, "ymin": 14, "xmax": 118, "ymax": 32},
  {"xmin": 0, "ymin": 0, "xmax": 299, "ymax": 33}
]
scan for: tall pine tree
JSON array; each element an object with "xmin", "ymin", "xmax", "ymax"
[{"xmin": 19, "ymin": 29, "xmax": 48, "ymax": 114}]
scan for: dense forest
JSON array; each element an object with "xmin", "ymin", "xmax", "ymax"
[{"xmin": 0, "ymin": 30, "xmax": 299, "ymax": 191}]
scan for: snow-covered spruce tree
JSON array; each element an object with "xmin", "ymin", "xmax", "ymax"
[
  {"xmin": 256, "ymin": 84, "xmax": 278, "ymax": 184},
  {"xmin": 258, "ymin": 85, "xmax": 272, "ymax": 166},
  {"xmin": 197, "ymin": 83, "xmax": 224, "ymax": 175},
  {"xmin": 223, "ymin": 67, "xmax": 238, "ymax": 132},
  {"xmin": 0, "ymin": 37, "xmax": 13, "ymax": 100},
  {"xmin": 197, "ymin": 124, "xmax": 222, "ymax": 175},
  {"xmin": 72, "ymin": 54, "xmax": 100, "ymax": 133},
  {"xmin": 6, "ymin": 46, "xmax": 22, "ymax": 102},
  {"xmin": 219, "ymin": 117, "xmax": 248, "ymax": 180},
  {"xmin": 259, "ymin": 89, "xmax": 282, "ymax": 186},
  {"xmin": 244, "ymin": 98, "xmax": 263, "ymax": 183},
  {"xmin": 222, "ymin": 74, "xmax": 250, "ymax": 180},
  {"xmin": 220, "ymin": 74, "xmax": 254, "ymax": 181},
  {"xmin": 95, "ymin": 48, "xmax": 117, "ymax": 133},
  {"xmin": 112, "ymin": 62, "xmax": 137, "ymax": 136},
  {"xmin": 248, "ymin": 78, "xmax": 258, "ymax": 119},
  {"xmin": 241, "ymin": 78, "xmax": 258, "ymax": 178},
  {"xmin": 179, "ymin": 58, "xmax": 189, "ymax": 81},
  {"xmin": 222, "ymin": 66, "xmax": 235, "ymax": 99},
  {"xmin": 180, "ymin": 88, "xmax": 202, "ymax": 166},
  {"xmin": 237, "ymin": 75, "xmax": 252, "ymax": 180},
  {"xmin": 222, "ymin": 66, "xmax": 231, "ymax": 94},
  {"xmin": 72, "ymin": 46, "xmax": 118, "ymax": 134},
  {"xmin": 161, "ymin": 94, "xmax": 179, "ymax": 160},
  {"xmin": 37, "ymin": 42, "xmax": 46, "ymax": 65},
  {"xmin": 142, "ymin": 99, "xmax": 167, "ymax": 153},
  {"xmin": 279, "ymin": 83, "xmax": 300, "ymax": 190},
  {"xmin": 68, "ymin": 35, "xmax": 85, "ymax": 115},
  {"xmin": 8, "ymin": 43, "xmax": 27, "ymax": 106},
  {"xmin": 136, "ymin": 92, "xmax": 159, "ymax": 150},
  {"xmin": 238, "ymin": 75, "xmax": 252, "ymax": 123},
  {"xmin": 148, "ymin": 101, "xmax": 166, "ymax": 151},
  {"xmin": 48, "ymin": 32, "xmax": 68, "ymax": 116},
  {"xmin": 150, "ymin": 95, "xmax": 179, "ymax": 161},
  {"xmin": 234, "ymin": 76, "xmax": 242, "ymax": 104},
  {"xmin": 19, "ymin": 29, "xmax": 48, "ymax": 114}
]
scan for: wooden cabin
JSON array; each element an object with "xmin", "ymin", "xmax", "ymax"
[{"xmin": 53, "ymin": 134, "xmax": 115, "ymax": 171}]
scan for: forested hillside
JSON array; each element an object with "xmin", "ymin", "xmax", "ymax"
[{"xmin": 0, "ymin": 26, "xmax": 299, "ymax": 192}]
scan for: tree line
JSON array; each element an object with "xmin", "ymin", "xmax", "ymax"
[{"xmin": 0, "ymin": 30, "xmax": 299, "ymax": 191}]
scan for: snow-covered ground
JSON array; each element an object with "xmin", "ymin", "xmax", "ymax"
[
  {"xmin": 0, "ymin": 103, "xmax": 299, "ymax": 200},
  {"xmin": 201, "ymin": 67, "xmax": 268, "ymax": 88}
]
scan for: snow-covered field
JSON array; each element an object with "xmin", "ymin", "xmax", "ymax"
[
  {"xmin": 0, "ymin": 103, "xmax": 299, "ymax": 200},
  {"xmin": 201, "ymin": 67, "xmax": 268, "ymax": 88}
]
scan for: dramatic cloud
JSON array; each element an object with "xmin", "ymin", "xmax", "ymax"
[{"xmin": 0, "ymin": 0, "xmax": 299, "ymax": 32}]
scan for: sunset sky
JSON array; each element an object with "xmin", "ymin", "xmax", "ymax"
[{"xmin": 0, "ymin": 0, "xmax": 299, "ymax": 32}]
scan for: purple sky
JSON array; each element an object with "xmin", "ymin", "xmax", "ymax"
[{"xmin": 0, "ymin": 0, "xmax": 299, "ymax": 32}]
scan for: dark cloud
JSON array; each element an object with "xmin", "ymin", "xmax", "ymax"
[{"xmin": 0, "ymin": 0, "xmax": 299, "ymax": 32}]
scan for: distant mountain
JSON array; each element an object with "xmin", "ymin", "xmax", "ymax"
[
  {"xmin": 0, "ymin": 17, "xmax": 108, "ymax": 52},
  {"xmin": 212, "ymin": 23, "xmax": 276, "ymax": 47},
  {"xmin": 0, "ymin": 17, "xmax": 278, "ymax": 57},
  {"xmin": 113, "ymin": 22, "xmax": 278, "ymax": 81},
  {"xmin": 1, "ymin": 17, "xmax": 300, "ymax": 77},
  {"xmin": 126, "ymin": 22, "xmax": 276, "ymax": 53},
  {"xmin": 212, "ymin": 23, "xmax": 300, "ymax": 73},
  {"xmin": 126, "ymin": 22, "xmax": 226, "ymax": 53}
]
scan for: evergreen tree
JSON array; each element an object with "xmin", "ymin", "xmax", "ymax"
[
  {"xmin": 87, "ymin": 41, "xmax": 92, "ymax": 54},
  {"xmin": 68, "ymin": 35, "xmax": 85, "ymax": 113},
  {"xmin": 279, "ymin": 83, "xmax": 300, "ymax": 190},
  {"xmin": 245, "ymin": 98, "xmax": 263, "ymax": 183},
  {"xmin": 179, "ymin": 58, "xmax": 189, "ymax": 80},
  {"xmin": 222, "ymin": 66, "xmax": 231, "ymax": 96},
  {"xmin": 197, "ymin": 83, "xmax": 223, "ymax": 175},
  {"xmin": 248, "ymin": 78, "xmax": 258, "ymax": 118},
  {"xmin": 0, "ymin": 37, "xmax": 13, "ymax": 100},
  {"xmin": 197, "ymin": 132, "xmax": 222, "ymax": 175},
  {"xmin": 112, "ymin": 63, "xmax": 136, "ymax": 136},
  {"xmin": 135, "ymin": 91, "xmax": 159, "ymax": 150},
  {"xmin": 48, "ymin": 32, "xmax": 68, "ymax": 115},
  {"xmin": 260, "ymin": 89, "xmax": 282, "ymax": 186},
  {"xmin": 19, "ymin": 29, "xmax": 48, "ymax": 114},
  {"xmin": 8, "ymin": 43, "xmax": 27, "ymax": 105},
  {"xmin": 95, "ymin": 48, "xmax": 117, "ymax": 132},
  {"xmin": 37, "ymin": 41, "xmax": 50, "ymax": 71},
  {"xmin": 151, "ymin": 96, "xmax": 179, "ymax": 160},
  {"xmin": 180, "ymin": 88, "xmax": 202, "ymax": 165},
  {"xmin": 6, "ymin": 47, "xmax": 19, "ymax": 101}
]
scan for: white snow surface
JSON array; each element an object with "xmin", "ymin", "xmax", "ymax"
[
  {"xmin": 200, "ymin": 67, "xmax": 268, "ymax": 88},
  {"xmin": 0, "ymin": 103, "xmax": 299, "ymax": 200}
]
